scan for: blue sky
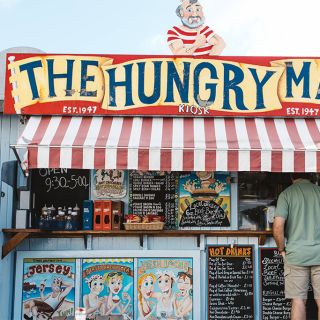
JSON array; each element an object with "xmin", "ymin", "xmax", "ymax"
[{"xmin": 0, "ymin": 0, "xmax": 320, "ymax": 56}]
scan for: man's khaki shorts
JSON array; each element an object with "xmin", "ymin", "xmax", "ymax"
[{"xmin": 284, "ymin": 261, "xmax": 320, "ymax": 299}]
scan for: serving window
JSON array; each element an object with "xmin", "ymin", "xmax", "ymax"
[
  {"xmin": 238, "ymin": 172, "xmax": 291, "ymax": 230},
  {"xmin": 18, "ymin": 169, "xmax": 316, "ymax": 231}
]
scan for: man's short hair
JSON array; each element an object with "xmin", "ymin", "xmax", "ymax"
[
  {"xmin": 176, "ymin": 0, "xmax": 199, "ymax": 18},
  {"xmin": 290, "ymin": 173, "xmax": 313, "ymax": 180}
]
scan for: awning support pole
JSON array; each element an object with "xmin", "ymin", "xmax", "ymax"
[{"xmin": 10, "ymin": 146, "xmax": 28, "ymax": 177}]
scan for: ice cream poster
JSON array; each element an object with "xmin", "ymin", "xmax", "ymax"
[
  {"xmin": 137, "ymin": 258, "xmax": 193, "ymax": 320},
  {"xmin": 22, "ymin": 258, "xmax": 75, "ymax": 320},
  {"xmin": 81, "ymin": 258, "xmax": 134, "ymax": 319},
  {"xmin": 93, "ymin": 169, "xmax": 127, "ymax": 199},
  {"xmin": 179, "ymin": 172, "xmax": 231, "ymax": 227}
]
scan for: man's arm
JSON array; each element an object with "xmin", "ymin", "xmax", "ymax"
[
  {"xmin": 39, "ymin": 284, "xmax": 49, "ymax": 301},
  {"xmin": 169, "ymin": 30, "xmax": 207, "ymax": 55},
  {"xmin": 208, "ymin": 34, "xmax": 226, "ymax": 55},
  {"xmin": 59, "ymin": 280, "xmax": 73, "ymax": 299},
  {"xmin": 273, "ymin": 216, "xmax": 286, "ymax": 257}
]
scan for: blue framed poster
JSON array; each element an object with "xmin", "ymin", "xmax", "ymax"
[
  {"xmin": 137, "ymin": 257, "xmax": 193, "ymax": 319},
  {"xmin": 81, "ymin": 258, "xmax": 134, "ymax": 319},
  {"xmin": 22, "ymin": 258, "xmax": 75, "ymax": 320}
]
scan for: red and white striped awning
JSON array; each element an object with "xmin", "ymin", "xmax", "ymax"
[{"xmin": 14, "ymin": 116, "xmax": 320, "ymax": 172}]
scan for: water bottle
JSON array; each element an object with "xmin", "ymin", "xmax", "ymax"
[{"xmin": 71, "ymin": 211, "xmax": 79, "ymax": 230}]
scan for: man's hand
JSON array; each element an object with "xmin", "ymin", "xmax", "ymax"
[
  {"xmin": 273, "ymin": 216, "xmax": 286, "ymax": 257},
  {"xmin": 209, "ymin": 34, "xmax": 226, "ymax": 56},
  {"xmin": 194, "ymin": 29, "xmax": 207, "ymax": 48}
]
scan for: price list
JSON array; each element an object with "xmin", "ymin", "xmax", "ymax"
[
  {"xmin": 129, "ymin": 171, "xmax": 178, "ymax": 228},
  {"xmin": 260, "ymin": 248, "xmax": 317, "ymax": 320},
  {"xmin": 208, "ymin": 245, "xmax": 254, "ymax": 320}
]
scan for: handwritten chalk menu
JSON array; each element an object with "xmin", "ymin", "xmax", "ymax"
[
  {"xmin": 260, "ymin": 248, "xmax": 290, "ymax": 319},
  {"xmin": 31, "ymin": 168, "xmax": 90, "ymax": 215},
  {"xmin": 129, "ymin": 171, "xmax": 178, "ymax": 228},
  {"xmin": 260, "ymin": 248, "xmax": 317, "ymax": 320},
  {"xmin": 208, "ymin": 245, "xmax": 254, "ymax": 320},
  {"xmin": 180, "ymin": 200, "xmax": 230, "ymax": 227}
]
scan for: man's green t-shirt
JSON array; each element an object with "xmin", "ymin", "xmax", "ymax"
[{"xmin": 275, "ymin": 179, "xmax": 320, "ymax": 266}]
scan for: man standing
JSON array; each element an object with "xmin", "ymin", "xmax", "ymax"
[
  {"xmin": 167, "ymin": 0, "xmax": 225, "ymax": 56},
  {"xmin": 273, "ymin": 173, "xmax": 320, "ymax": 320}
]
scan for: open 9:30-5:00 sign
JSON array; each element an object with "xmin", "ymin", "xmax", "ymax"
[{"xmin": 44, "ymin": 175, "xmax": 89, "ymax": 193}]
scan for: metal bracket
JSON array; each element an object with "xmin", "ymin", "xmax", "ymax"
[
  {"xmin": 84, "ymin": 235, "xmax": 93, "ymax": 250},
  {"xmin": 142, "ymin": 235, "xmax": 148, "ymax": 250},
  {"xmin": 199, "ymin": 234, "xmax": 206, "ymax": 250}
]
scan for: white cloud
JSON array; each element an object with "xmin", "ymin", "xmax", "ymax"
[{"xmin": 202, "ymin": 0, "xmax": 320, "ymax": 55}]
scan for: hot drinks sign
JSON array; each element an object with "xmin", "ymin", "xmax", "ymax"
[{"xmin": 4, "ymin": 54, "xmax": 320, "ymax": 117}]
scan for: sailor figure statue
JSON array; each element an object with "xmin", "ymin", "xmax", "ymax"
[{"xmin": 167, "ymin": 0, "xmax": 225, "ymax": 56}]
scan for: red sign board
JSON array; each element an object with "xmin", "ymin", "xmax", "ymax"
[{"xmin": 4, "ymin": 54, "xmax": 320, "ymax": 117}]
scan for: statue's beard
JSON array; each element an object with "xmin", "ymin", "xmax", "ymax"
[{"xmin": 181, "ymin": 16, "xmax": 205, "ymax": 29}]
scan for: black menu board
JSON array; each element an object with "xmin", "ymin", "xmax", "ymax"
[
  {"xmin": 129, "ymin": 171, "xmax": 178, "ymax": 228},
  {"xmin": 208, "ymin": 245, "xmax": 254, "ymax": 320},
  {"xmin": 31, "ymin": 168, "xmax": 90, "ymax": 216},
  {"xmin": 260, "ymin": 248, "xmax": 317, "ymax": 320}
]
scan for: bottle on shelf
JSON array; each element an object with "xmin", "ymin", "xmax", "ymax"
[
  {"xmin": 73, "ymin": 204, "xmax": 80, "ymax": 215},
  {"xmin": 57, "ymin": 208, "xmax": 66, "ymax": 230},
  {"xmin": 71, "ymin": 211, "xmax": 79, "ymax": 230},
  {"xmin": 65, "ymin": 216, "xmax": 73, "ymax": 230},
  {"xmin": 83, "ymin": 200, "xmax": 93, "ymax": 230}
]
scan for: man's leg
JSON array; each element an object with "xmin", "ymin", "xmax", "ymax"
[
  {"xmin": 291, "ymin": 299, "xmax": 307, "ymax": 320},
  {"xmin": 284, "ymin": 262, "xmax": 309, "ymax": 320},
  {"xmin": 315, "ymin": 299, "xmax": 320, "ymax": 320},
  {"xmin": 311, "ymin": 266, "xmax": 320, "ymax": 320}
]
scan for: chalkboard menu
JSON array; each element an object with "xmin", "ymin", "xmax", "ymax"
[
  {"xmin": 129, "ymin": 171, "xmax": 178, "ymax": 228},
  {"xmin": 260, "ymin": 248, "xmax": 317, "ymax": 320},
  {"xmin": 179, "ymin": 172, "xmax": 231, "ymax": 227},
  {"xmin": 208, "ymin": 245, "xmax": 254, "ymax": 320},
  {"xmin": 31, "ymin": 168, "xmax": 90, "ymax": 218},
  {"xmin": 180, "ymin": 200, "xmax": 230, "ymax": 227}
]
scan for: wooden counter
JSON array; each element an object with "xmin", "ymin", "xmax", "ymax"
[{"xmin": 1, "ymin": 228, "xmax": 273, "ymax": 258}]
